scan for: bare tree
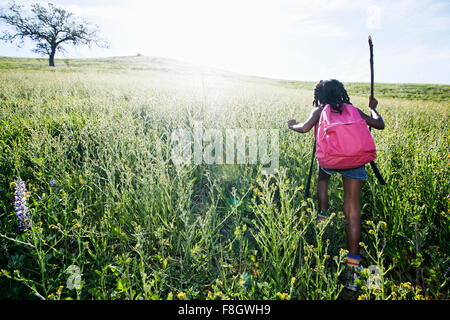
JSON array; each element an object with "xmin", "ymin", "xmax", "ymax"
[{"xmin": 0, "ymin": 1, "xmax": 109, "ymax": 66}]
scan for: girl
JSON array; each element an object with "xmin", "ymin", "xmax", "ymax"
[{"xmin": 287, "ymin": 79, "xmax": 385, "ymax": 291}]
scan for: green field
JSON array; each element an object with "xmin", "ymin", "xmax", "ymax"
[{"xmin": 0, "ymin": 56, "xmax": 448, "ymax": 300}]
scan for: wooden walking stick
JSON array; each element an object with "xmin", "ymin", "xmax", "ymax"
[
  {"xmin": 369, "ymin": 35, "xmax": 374, "ymax": 99},
  {"xmin": 367, "ymin": 35, "xmax": 386, "ymax": 185}
]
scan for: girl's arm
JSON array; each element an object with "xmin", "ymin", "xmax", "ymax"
[
  {"xmin": 288, "ymin": 107, "xmax": 322, "ymax": 133},
  {"xmin": 357, "ymin": 97, "xmax": 385, "ymax": 130}
]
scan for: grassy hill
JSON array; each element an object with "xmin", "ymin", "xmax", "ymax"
[{"xmin": 1, "ymin": 55, "xmax": 448, "ymax": 101}]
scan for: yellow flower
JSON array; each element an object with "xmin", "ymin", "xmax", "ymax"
[
  {"xmin": 277, "ymin": 292, "xmax": 288, "ymax": 299},
  {"xmin": 56, "ymin": 285, "xmax": 64, "ymax": 295},
  {"xmin": 291, "ymin": 277, "xmax": 296, "ymax": 285},
  {"xmin": 177, "ymin": 292, "xmax": 186, "ymax": 299},
  {"xmin": 401, "ymin": 282, "xmax": 412, "ymax": 290},
  {"xmin": 369, "ymin": 229, "xmax": 374, "ymax": 234},
  {"xmin": 47, "ymin": 293, "xmax": 54, "ymax": 299}
]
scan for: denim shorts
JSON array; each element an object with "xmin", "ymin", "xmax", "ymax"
[{"xmin": 319, "ymin": 165, "xmax": 367, "ymax": 180}]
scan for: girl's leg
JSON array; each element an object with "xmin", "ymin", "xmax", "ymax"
[
  {"xmin": 342, "ymin": 176, "xmax": 362, "ymax": 255},
  {"xmin": 317, "ymin": 168, "xmax": 330, "ymax": 212}
]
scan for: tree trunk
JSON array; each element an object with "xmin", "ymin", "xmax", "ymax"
[{"xmin": 49, "ymin": 47, "xmax": 56, "ymax": 67}]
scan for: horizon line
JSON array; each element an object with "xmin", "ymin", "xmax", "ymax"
[{"xmin": 1, "ymin": 54, "xmax": 449, "ymax": 86}]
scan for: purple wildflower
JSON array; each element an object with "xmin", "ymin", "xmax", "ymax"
[
  {"xmin": 49, "ymin": 178, "xmax": 57, "ymax": 187},
  {"xmin": 13, "ymin": 178, "xmax": 30, "ymax": 231}
]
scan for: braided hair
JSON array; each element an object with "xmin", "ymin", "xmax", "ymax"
[
  {"xmin": 312, "ymin": 80, "xmax": 324, "ymax": 107},
  {"xmin": 313, "ymin": 79, "xmax": 350, "ymax": 113}
]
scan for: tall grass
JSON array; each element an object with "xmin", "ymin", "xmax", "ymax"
[{"xmin": 0, "ymin": 57, "xmax": 448, "ymax": 300}]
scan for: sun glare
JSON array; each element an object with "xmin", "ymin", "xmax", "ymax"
[{"xmin": 126, "ymin": 0, "xmax": 288, "ymax": 76}]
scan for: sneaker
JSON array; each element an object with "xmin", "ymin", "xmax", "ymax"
[
  {"xmin": 344, "ymin": 265, "xmax": 364, "ymax": 292},
  {"xmin": 317, "ymin": 211, "xmax": 330, "ymax": 222}
]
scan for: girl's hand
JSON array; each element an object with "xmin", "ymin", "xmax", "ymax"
[
  {"xmin": 287, "ymin": 119, "xmax": 298, "ymax": 129},
  {"xmin": 369, "ymin": 96, "xmax": 378, "ymax": 110}
]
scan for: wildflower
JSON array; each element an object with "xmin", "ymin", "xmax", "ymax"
[
  {"xmin": 400, "ymin": 282, "xmax": 413, "ymax": 290},
  {"xmin": 56, "ymin": 285, "xmax": 64, "ymax": 295},
  {"xmin": 276, "ymin": 292, "xmax": 288, "ymax": 299},
  {"xmin": 13, "ymin": 178, "xmax": 31, "ymax": 231},
  {"xmin": 291, "ymin": 277, "xmax": 296, "ymax": 286},
  {"xmin": 49, "ymin": 178, "xmax": 57, "ymax": 187},
  {"xmin": 369, "ymin": 229, "xmax": 374, "ymax": 234},
  {"xmin": 177, "ymin": 292, "xmax": 186, "ymax": 299}
]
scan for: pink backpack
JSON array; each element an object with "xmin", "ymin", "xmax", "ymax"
[{"xmin": 315, "ymin": 103, "xmax": 376, "ymax": 169}]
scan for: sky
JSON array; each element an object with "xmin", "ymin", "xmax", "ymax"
[{"xmin": 0, "ymin": 0, "xmax": 449, "ymax": 84}]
